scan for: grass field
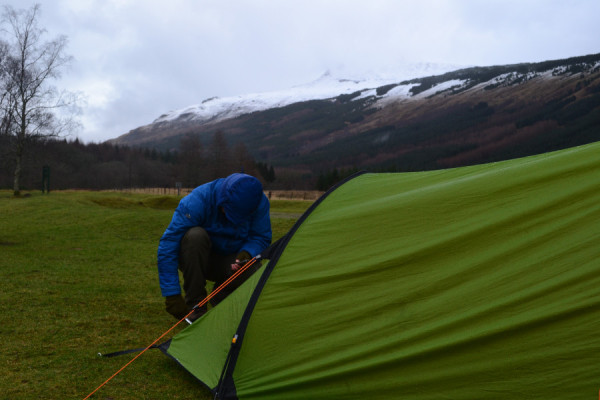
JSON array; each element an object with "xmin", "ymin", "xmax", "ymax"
[{"xmin": 0, "ymin": 190, "xmax": 311, "ymax": 399}]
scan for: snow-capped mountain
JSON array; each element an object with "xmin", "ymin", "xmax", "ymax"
[
  {"xmin": 111, "ymin": 53, "xmax": 600, "ymax": 176},
  {"xmin": 150, "ymin": 62, "xmax": 463, "ymax": 126}
]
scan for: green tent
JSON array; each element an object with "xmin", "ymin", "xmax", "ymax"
[{"xmin": 161, "ymin": 141, "xmax": 600, "ymax": 399}]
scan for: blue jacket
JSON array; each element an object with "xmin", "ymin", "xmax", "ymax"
[{"xmin": 157, "ymin": 176, "xmax": 272, "ymax": 297}]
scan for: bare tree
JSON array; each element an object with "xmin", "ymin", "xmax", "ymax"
[
  {"xmin": 208, "ymin": 130, "xmax": 232, "ymax": 180},
  {"xmin": 179, "ymin": 132, "xmax": 206, "ymax": 186},
  {"xmin": 1, "ymin": 4, "xmax": 80, "ymax": 195},
  {"xmin": 231, "ymin": 141, "xmax": 258, "ymax": 177}
]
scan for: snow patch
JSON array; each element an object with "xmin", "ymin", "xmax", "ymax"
[
  {"xmin": 153, "ymin": 63, "xmax": 463, "ymax": 125},
  {"xmin": 415, "ymin": 79, "xmax": 467, "ymax": 97}
]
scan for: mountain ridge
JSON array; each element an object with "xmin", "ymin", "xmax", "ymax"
[
  {"xmin": 110, "ymin": 53, "xmax": 600, "ymax": 181},
  {"xmin": 114, "ymin": 61, "xmax": 464, "ymax": 142}
]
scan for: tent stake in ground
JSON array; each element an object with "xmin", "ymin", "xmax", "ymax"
[{"xmin": 82, "ymin": 257, "xmax": 261, "ymax": 400}]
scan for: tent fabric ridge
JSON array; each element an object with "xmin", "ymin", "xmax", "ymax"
[
  {"xmin": 215, "ymin": 171, "xmax": 368, "ymax": 399},
  {"xmin": 260, "ymin": 170, "xmax": 368, "ymax": 260}
]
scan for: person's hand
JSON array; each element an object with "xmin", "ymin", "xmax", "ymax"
[
  {"xmin": 165, "ymin": 294, "xmax": 188, "ymax": 320},
  {"xmin": 231, "ymin": 251, "xmax": 251, "ymax": 271}
]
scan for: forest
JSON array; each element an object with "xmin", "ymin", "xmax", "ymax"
[{"xmin": 0, "ymin": 131, "xmax": 280, "ymax": 192}]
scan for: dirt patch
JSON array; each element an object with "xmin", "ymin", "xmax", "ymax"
[
  {"xmin": 143, "ymin": 196, "xmax": 179, "ymax": 210},
  {"xmin": 89, "ymin": 197, "xmax": 141, "ymax": 209},
  {"xmin": 89, "ymin": 195, "xmax": 180, "ymax": 210}
]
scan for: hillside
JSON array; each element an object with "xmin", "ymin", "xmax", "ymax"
[{"xmin": 111, "ymin": 53, "xmax": 600, "ymax": 178}]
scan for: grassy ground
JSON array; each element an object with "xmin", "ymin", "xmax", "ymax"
[{"xmin": 0, "ymin": 190, "xmax": 311, "ymax": 399}]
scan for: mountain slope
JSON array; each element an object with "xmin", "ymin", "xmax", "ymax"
[
  {"xmin": 111, "ymin": 62, "xmax": 462, "ymax": 146},
  {"xmin": 111, "ymin": 53, "xmax": 600, "ymax": 178},
  {"xmin": 152, "ymin": 63, "xmax": 463, "ymax": 127}
]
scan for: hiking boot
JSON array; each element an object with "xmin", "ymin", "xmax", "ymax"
[{"xmin": 185, "ymin": 307, "xmax": 206, "ymax": 324}]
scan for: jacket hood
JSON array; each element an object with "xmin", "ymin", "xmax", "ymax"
[{"xmin": 217, "ymin": 173, "xmax": 264, "ymax": 225}]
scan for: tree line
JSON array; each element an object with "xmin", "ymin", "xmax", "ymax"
[
  {"xmin": 0, "ymin": 4, "xmax": 283, "ymax": 195},
  {"xmin": 0, "ymin": 130, "xmax": 279, "ymax": 192},
  {"xmin": 0, "ymin": 4, "xmax": 82, "ymax": 195}
]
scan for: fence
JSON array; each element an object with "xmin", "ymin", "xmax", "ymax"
[
  {"xmin": 116, "ymin": 187, "xmax": 193, "ymax": 196},
  {"xmin": 113, "ymin": 187, "xmax": 323, "ymax": 201}
]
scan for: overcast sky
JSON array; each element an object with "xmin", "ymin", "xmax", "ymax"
[{"xmin": 2, "ymin": 0, "xmax": 599, "ymax": 143}]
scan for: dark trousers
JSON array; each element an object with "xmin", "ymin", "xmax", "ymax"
[{"xmin": 178, "ymin": 227, "xmax": 258, "ymax": 310}]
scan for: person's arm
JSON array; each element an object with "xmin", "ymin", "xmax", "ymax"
[
  {"xmin": 157, "ymin": 208, "xmax": 190, "ymax": 296},
  {"xmin": 159, "ymin": 199, "xmax": 205, "ymax": 320},
  {"xmin": 157, "ymin": 193, "xmax": 206, "ymax": 297}
]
